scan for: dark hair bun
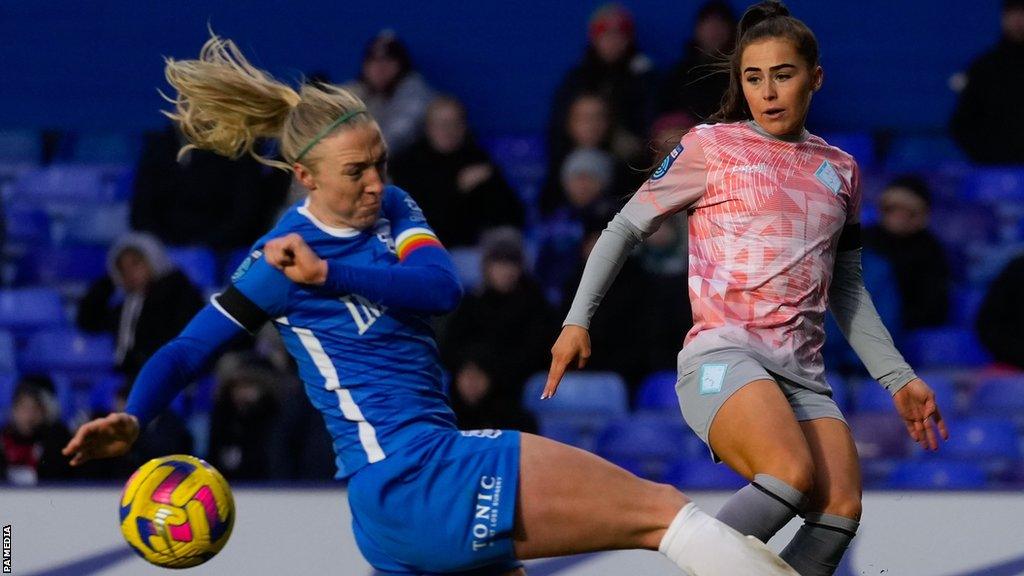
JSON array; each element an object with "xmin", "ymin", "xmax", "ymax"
[{"xmin": 738, "ymin": 1, "xmax": 791, "ymax": 37}]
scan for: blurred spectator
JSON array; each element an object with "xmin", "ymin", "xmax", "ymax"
[
  {"xmin": 863, "ymin": 176, "xmax": 950, "ymax": 329},
  {"xmin": 548, "ymin": 4, "xmax": 655, "ymax": 163},
  {"xmin": 650, "ymin": 112, "xmax": 698, "ymax": 163},
  {"xmin": 635, "ymin": 214, "xmax": 694, "ymax": 373},
  {"xmin": 130, "ymin": 124, "xmax": 289, "ymax": 251},
  {"xmin": 976, "ymin": 252, "xmax": 1024, "ymax": 369},
  {"xmin": 208, "ymin": 353, "xmax": 281, "ymax": 480},
  {"xmin": 268, "ymin": 378, "xmax": 336, "ymax": 481},
  {"xmin": 536, "ymin": 149, "xmax": 620, "ymax": 301},
  {"xmin": 346, "ymin": 30, "xmax": 435, "ymax": 156},
  {"xmin": 441, "ymin": 229, "xmax": 557, "ymax": 405},
  {"xmin": 659, "ymin": 1, "xmax": 737, "ymax": 119},
  {"xmin": 561, "ymin": 226, "xmax": 655, "ymax": 391},
  {"xmin": 0, "ymin": 376, "xmax": 73, "ymax": 484},
  {"xmin": 951, "ymin": 0, "xmax": 1024, "ymax": 164},
  {"xmin": 449, "ymin": 357, "xmax": 537, "ymax": 433},
  {"xmin": 76, "ymin": 233, "xmax": 205, "ymax": 380},
  {"xmin": 542, "ymin": 92, "xmax": 643, "ymax": 214},
  {"xmin": 390, "ymin": 96, "xmax": 524, "ymax": 247}
]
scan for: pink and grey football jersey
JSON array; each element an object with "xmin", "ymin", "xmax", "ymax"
[{"xmin": 621, "ymin": 121, "xmax": 861, "ymax": 391}]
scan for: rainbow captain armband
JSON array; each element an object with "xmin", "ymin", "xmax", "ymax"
[{"xmin": 395, "ymin": 227, "xmax": 443, "ymax": 260}]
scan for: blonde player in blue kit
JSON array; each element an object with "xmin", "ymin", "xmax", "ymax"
[{"xmin": 62, "ymin": 34, "xmax": 799, "ymax": 576}]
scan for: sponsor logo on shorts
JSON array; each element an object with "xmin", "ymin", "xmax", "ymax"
[
  {"xmin": 699, "ymin": 364, "xmax": 728, "ymax": 395},
  {"xmin": 471, "ymin": 475, "xmax": 504, "ymax": 551}
]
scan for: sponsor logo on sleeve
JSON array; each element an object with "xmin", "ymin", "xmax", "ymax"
[{"xmin": 651, "ymin": 143, "xmax": 684, "ymax": 180}]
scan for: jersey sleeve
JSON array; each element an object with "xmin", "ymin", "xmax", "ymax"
[
  {"xmin": 382, "ymin": 185, "xmax": 445, "ymax": 261},
  {"xmin": 212, "ymin": 249, "xmax": 293, "ymax": 333},
  {"xmin": 837, "ymin": 160, "xmax": 863, "ymax": 252},
  {"xmin": 619, "ymin": 130, "xmax": 708, "ymax": 235}
]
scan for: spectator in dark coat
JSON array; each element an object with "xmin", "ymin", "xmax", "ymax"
[
  {"xmin": 441, "ymin": 229, "xmax": 557, "ymax": 405},
  {"xmin": 976, "ymin": 252, "xmax": 1024, "ymax": 369},
  {"xmin": 863, "ymin": 176, "xmax": 951, "ymax": 329},
  {"xmin": 208, "ymin": 354, "xmax": 281, "ymax": 481},
  {"xmin": 951, "ymin": 0, "xmax": 1024, "ymax": 164},
  {"xmin": 345, "ymin": 30, "xmax": 435, "ymax": 156},
  {"xmin": 659, "ymin": 1, "xmax": 737, "ymax": 120},
  {"xmin": 130, "ymin": 125, "xmax": 288, "ymax": 251},
  {"xmin": 548, "ymin": 4, "xmax": 655, "ymax": 163},
  {"xmin": 390, "ymin": 96, "xmax": 524, "ymax": 248},
  {"xmin": 77, "ymin": 233, "xmax": 205, "ymax": 380},
  {"xmin": 449, "ymin": 356, "xmax": 538, "ymax": 434}
]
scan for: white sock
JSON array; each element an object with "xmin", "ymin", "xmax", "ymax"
[{"xmin": 659, "ymin": 502, "xmax": 799, "ymax": 576}]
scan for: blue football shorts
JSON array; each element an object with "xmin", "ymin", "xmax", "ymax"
[{"xmin": 347, "ymin": 428, "xmax": 522, "ymax": 575}]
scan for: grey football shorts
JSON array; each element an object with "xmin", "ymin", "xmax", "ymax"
[{"xmin": 676, "ymin": 349, "xmax": 846, "ymax": 461}]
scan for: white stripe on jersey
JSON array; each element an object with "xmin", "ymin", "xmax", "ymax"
[
  {"xmin": 209, "ymin": 294, "xmax": 246, "ymax": 330},
  {"xmin": 290, "ymin": 325, "xmax": 386, "ymax": 463}
]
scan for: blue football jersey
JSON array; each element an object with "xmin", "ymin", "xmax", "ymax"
[{"xmin": 216, "ymin": 185, "xmax": 458, "ymax": 479}]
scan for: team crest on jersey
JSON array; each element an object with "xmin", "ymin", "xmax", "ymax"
[
  {"xmin": 404, "ymin": 195, "xmax": 427, "ymax": 222},
  {"xmin": 231, "ymin": 250, "xmax": 262, "ymax": 282},
  {"xmin": 373, "ymin": 219, "xmax": 397, "ymax": 255},
  {"xmin": 652, "ymin": 143, "xmax": 684, "ymax": 180},
  {"xmin": 815, "ymin": 160, "xmax": 842, "ymax": 195}
]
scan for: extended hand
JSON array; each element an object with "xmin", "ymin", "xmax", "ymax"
[
  {"xmin": 264, "ymin": 233, "xmax": 328, "ymax": 285},
  {"xmin": 542, "ymin": 325, "xmax": 591, "ymax": 399},
  {"xmin": 892, "ymin": 378, "xmax": 949, "ymax": 451},
  {"xmin": 62, "ymin": 413, "xmax": 140, "ymax": 466}
]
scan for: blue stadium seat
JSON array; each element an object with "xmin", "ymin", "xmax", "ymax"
[
  {"xmin": 852, "ymin": 378, "xmax": 895, "ymax": 413},
  {"xmin": 0, "ymin": 129, "xmax": 42, "ymax": 164},
  {"xmin": 971, "ymin": 375, "xmax": 1024, "ymax": 425},
  {"xmin": 69, "ymin": 132, "xmax": 140, "ymax": 164},
  {"xmin": 825, "ymin": 371, "xmax": 848, "ymax": 412},
  {"xmin": 900, "ymin": 328, "xmax": 991, "ymax": 369},
  {"xmin": 478, "ymin": 134, "xmax": 547, "ymax": 205},
  {"xmin": 29, "ymin": 245, "xmax": 109, "ymax": 286},
  {"xmin": 818, "ymin": 132, "xmax": 875, "ymax": 167},
  {"xmin": 884, "ymin": 135, "xmax": 966, "ymax": 172},
  {"xmin": 959, "ymin": 167, "xmax": 1024, "ymax": 204},
  {"xmin": 934, "ymin": 418, "xmax": 1020, "ymax": 471},
  {"xmin": 63, "ymin": 203, "xmax": 131, "ymax": 245},
  {"xmin": 522, "ymin": 371, "xmax": 628, "ymax": 418},
  {"xmin": 536, "ymin": 415, "xmax": 602, "ymax": 452},
  {"xmin": 2, "ymin": 205, "xmax": 51, "ymax": 248},
  {"xmin": 848, "ymin": 413, "xmax": 909, "ymax": 487},
  {"xmin": 885, "ymin": 460, "xmax": 987, "ymax": 489},
  {"xmin": 20, "ymin": 328, "xmax": 114, "ymax": 376},
  {"xmin": 89, "ymin": 372, "xmax": 125, "ymax": 414},
  {"xmin": 596, "ymin": 413, "xmax": 704, "ymax": 480},
  {"xmin": 0, "ymin": 330, "xmax": 15, "ymax": 374},
  {"xmin": 12, "ymin": 164, "xmax": 131, "ymax": 205},
  {"xmin": 0, "ymin": 372, "xmax": 17, "ymax": 424},
  {"xmin": 665, "ymin": 459, "xmax": 748, "ymax": 491},
  {"xmin": 0, "ymin": 288, "xmax": 65, "ymax": 335},
  {"xmin": 951, "ymin": 285, "xmax": 987, "ymax": 328},
  {"xmin": 447, "ymin": 247, "xmax": 483, "ymax": 291},
  {"xmin": 167, "ymin": 246, "xmax": 220, "ymax": 291},
  {"xmin": 635, "ymin": 370, "xmax": 678, "ymax": 412}
]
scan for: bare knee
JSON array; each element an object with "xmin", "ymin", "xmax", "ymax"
[
  {"xmin": 762, "ymin": 455, "xmax": 815, "ymax": 495},
  {"xmin": 812, "ymin": 488, "xmax": 862, "ymax": 521},
  {"xmin": 636, "ymin": 482, "xmax": 691, "ymax": 549}
]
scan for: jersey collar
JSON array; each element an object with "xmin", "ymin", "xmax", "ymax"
[{"xmin": 298, "ymin": 198, "xmax": 362, "ymax": 238}]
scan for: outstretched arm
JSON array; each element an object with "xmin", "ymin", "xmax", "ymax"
[
  {"xmin": 63, "ymin": 304, "xmax": 244, "ymax": 465},
  {"xmin": 829, "ymin": 244, "xmax": 948, "ymax": 450}
]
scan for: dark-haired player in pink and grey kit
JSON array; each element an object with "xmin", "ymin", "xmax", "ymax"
[{"xmin": 546, "ymin": 2, "xmax": 950, "ymax": 575}]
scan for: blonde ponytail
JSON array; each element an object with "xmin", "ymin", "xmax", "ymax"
[{"xmin": 162, "ymin": 33, "xmax": 371, "ymax": 172}]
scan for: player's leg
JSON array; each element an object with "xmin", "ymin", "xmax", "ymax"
[
  {"xmin": 513, "ymin": 432, "xmax": 799, "ymax": 575},
  {"xmin": 705, "ymin": 379, "xmax": 814, "ymax": 542},
  {"xmin": 780, "ymin": 417, "xmax": 862, "ymax": 576}
]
